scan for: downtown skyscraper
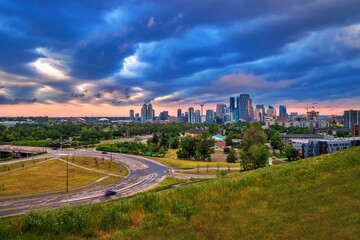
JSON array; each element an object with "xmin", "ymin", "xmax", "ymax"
[
  {"xmin": 140, "ymin": 103, "xmax": 155, "ymax": 122},
  {"xmin": 188, "ymin": 107, "xmax": 195, "ymax": 123},
  {"xmin": 239, "ymin": 94, "xmax": 252, "ymax": 122},
  {"xmin": 279, "ymin": 105, "xmax": 287, "ymax": 117}
]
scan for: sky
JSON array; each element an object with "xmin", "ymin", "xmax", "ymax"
[{"xmin": 0, "ymin": 0, "xmax": 359, "ymax": 117}]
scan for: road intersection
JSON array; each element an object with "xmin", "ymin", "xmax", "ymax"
[{"xmin": 0, "ymin": 148, "xmax": 212, "ymax": 217}]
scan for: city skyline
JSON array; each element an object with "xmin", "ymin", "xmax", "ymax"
[{"xmin": 0, "ymin": 1, "xmax": 360, "ymax": 117}]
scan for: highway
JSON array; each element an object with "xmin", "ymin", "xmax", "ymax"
[{"xmin": 0, "ymin": 148, "xmax": 202, "ymax": 217}]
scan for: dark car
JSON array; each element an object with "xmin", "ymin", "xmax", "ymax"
[
  {"xmin": 101, "ymin": 151, "xmax": 108, "ymax": 154},
  {"xmin": 105, "ymin": 190, "xmax": 116, "ymax": 196}
]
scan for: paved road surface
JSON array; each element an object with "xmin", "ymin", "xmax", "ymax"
[{"xmin": 0, "ymin": 148, "xmax": 212, "ymax": 217}]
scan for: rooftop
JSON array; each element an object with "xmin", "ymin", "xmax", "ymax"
[
  {"xmin": 185, "ymin": 128, "xmax": 204, "ymax": 135},
  {"xmin": 280, "ymin": 134, "xmax": 324, "ymax": 138}
]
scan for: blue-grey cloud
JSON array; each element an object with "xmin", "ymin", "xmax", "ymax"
[{"xmin": 0, "ymin": 0, "xmax": 359, "ymax": 110}]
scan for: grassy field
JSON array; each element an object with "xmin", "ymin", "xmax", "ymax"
[
  {"xmin": 176, "ymin": 169, "xmax": 240, "ymax": 175},
  {"xmin": 0, "ymin": 158, "xmax": 48, "ymax": 173},
  {"xmin": 1, "ymin": 146, "xmax": 359, "ymax": 239},
  {"xmin": 148, "ymin": 177, "xmax": 188, "ymax": 192},
  {"xmin": 60, "ymin": 156, "xmax": 128, "ymax": 176},
  {"xmin": 152, "ymin": 149, "xmax": 239, "ymax": 168},
  {"xmin": 148, "ymin": 178, "xmax": 209, "ymax": 193},
  {"xmin": 0, "ymin": 159, "xmax": 117, "ymax": 196},
  {"xmin": 99, "ymin": 138, "xmax": 127, "ymax": 145}
]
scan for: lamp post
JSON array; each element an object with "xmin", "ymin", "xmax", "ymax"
[
  {"xmin": 119, "ymin": 150, "xmax": 122, "ymax": 174},
  {"xmin": 66, "ymin": 154, "xmax": 69, "ymax": 192},
  {"xmin": 168, "ymin": 142, "xmax": 171, "ymax": 173}
]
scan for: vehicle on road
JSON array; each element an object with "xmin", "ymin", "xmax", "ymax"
[
  {"xmin": 105, "ymin": 190, "xmax": 116, "ymax": 196},
  {"xmin": 51, "ymin": 147, "xmax": 59, "ymax": 150},
  {"xmin": 101, "ymin": 151, "xmax": 108, "ymax": 154}
]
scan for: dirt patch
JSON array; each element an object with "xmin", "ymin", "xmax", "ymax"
[{"xmin": 211, "ymin": 153, "xmax": 227, "ymax": 162}]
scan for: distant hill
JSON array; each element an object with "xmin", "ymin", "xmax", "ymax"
[{"xmin": 1, "ymin": 147, "xmax": 359, "ymax": 239}]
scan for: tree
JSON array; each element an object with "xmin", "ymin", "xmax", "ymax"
[
  {"xmin": 195, "ymin": 136, "xmax": 215, "ymax": 161},
  {"xmin": 225, "ymin": 132, "xmax": 235, "ymax": 146},
  {"xmin": 284, "ymin": 145, "xmax": 298, "ymax": 161},
  {"xmin": 176, "ymin": 148, "xmax": 190, "ymax": 159},
  {"xmin": 240, "ymin": 144, "xmax": 269, "ymax": 170},
  {"xmin": 170, "ymin": 137, "xmax": 180, "ymax": 149},
  {"xmin": 208, "ymin": 124, "xmax": 219, "ymax": 135},
  {"xmin": 47, "ymin": 129, "xmax": 61, "ymax": 140},
  {"xmin": 176, "ymin": 135, "xmax": 214, "ymax": 161},
  {"xmin": 152, "ymin": 133, "xmax": 159, "ymax": 145},
  {"xmin": 241, "ymin": 123, "xmax": 267, "ymax": 151},
  {"xmin": 226, "ymin": 150, "xmax": 237, "ymax": 163},
  {"xmin": 270, "ymin": 132, "xmax": 284, "ymax": 153},
  {"xmin": 336, "ymin": 130, "xmax": 350, "ymax": 138},
  {"xmin": 177, "ymin": 136, "xmax": 197, "ymax": 159},
  {"xmin": 80, "ymin": 127, "xmax": 99, "ymax": 141},
  {"xmin": 159, "ymin": 132, "xmax": 169, "ymax": 147},
  {"xmin": 133, "ymin": 136, "xmax": 142, "ymax": 143}
]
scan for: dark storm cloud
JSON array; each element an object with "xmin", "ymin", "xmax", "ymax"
[
  {"xmin": 0, "ymin": 0, "xmax": 359, "ymax": 107},
  {"xmin": 0, "ymin": 95, "xmax": 36, "ymax": 104},
  {"xmin": 71, "ymin": 92, "xmax": 86, "ymax": 99}
]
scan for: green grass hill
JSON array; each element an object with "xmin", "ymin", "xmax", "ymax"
[{"xmin": 1, "ymin": 147, "xmax": 359, "ymax": 239}]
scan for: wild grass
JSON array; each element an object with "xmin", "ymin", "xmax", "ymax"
[
  {"xmin": 0, "ymin": 160, "xmax": 108, "ymax": 196},
  {"xmin": 1, "ymin": 147, "xmax": 359, "ymax": 239},
  {"xmin": 59, "ymin": 156, "xmax": 128, "ymax": 176},
  {"xmin": 99, "ymin": 138, "xmax": 127, "ymax": 145},
  {"xmin": 176, "ymin": 169, "xmax": 240, "ymax": 175},
  {"xmin": 147, "ymin": 177, "xmax": 187, "ymax": 192},
  {"xmin": 0, "ymin": 158, "xmax": 48, "ymax": 173},
  {"xmin": 152, "ymin": 149, "xmax": 239, "ymax": 168}
]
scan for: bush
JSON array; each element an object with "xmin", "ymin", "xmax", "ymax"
[
  {"xmin": 226, "ymin": 150, "xmax": 237, "ymax": 163},
  {"xmin": 217, "ymin": 170, "xmax": 228, "ymax": 177},
  {"xmin": 10, "ymin": 140, "xmax": 52, "ymax": 147},
  {"xmin": 170, "ymin": 201, "xmax": 198, "ymax": 220}
]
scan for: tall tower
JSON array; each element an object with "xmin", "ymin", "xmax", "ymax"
[
  {"xmin": 216, "ymin": 103, "xmax": 226, "ymax": 117},
  {"xmin": 188, "ymin": 107, "xmax": 195, "ymax": 123},
  {"xmin": 279, "ymin": 105, "xmax": 287, "ymax": 117},
  {"xmin": 177, "ymin": 108, "xmax": 182, "ymax": 118},
  {"xmin": 200, "ymin": 104, "xmax": 204, "ymax": 117},
  {"xmin": 255, "ymin": 104, "xmax": 265, "ymax": 122},
  {"xmin": 206, "ymin": 109, "xmax": 214, "ymax": 123},
  {"xmin": 267, "ymin": 105, "xmax": 276, "ymax": 118},
  {"xmin": 344, "ymin": 110, "xmax": 360, "ymax": 129},
  {"xmin": 141, "ymin": 104, "xmax": 147, "ymax": 122},
  {"xmin": 130, "ymin": 109, "xmax": 134, "ymax": 121},
  {"xmin": 239, "ymin": 94, "xmax": 250, "ymax": 122},
  {"xmin": 248, "ymin": 97, "xmax": 253, "ymax": 121},
  {"xmin": 147, "ymin": 103, "xmax": 154, "ymax": 121},
  {"xmin": 229, "ymin": 97, "xmax": 235, "ymax": 113}
]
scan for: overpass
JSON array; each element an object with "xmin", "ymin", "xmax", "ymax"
[{"xmin": 0, "ymin": 146, "xmax": 46, "ymax": 159}]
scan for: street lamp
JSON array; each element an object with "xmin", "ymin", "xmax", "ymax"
[
  {"xmin": 119, "ymin": 150, "xmax": 122, "ymax": 174},
  {"xmin": 168, "ymin": 142, "xmax": 171, "ymax": 173},
  {"xmin": 66, "ymin": 154, "xmax": 69, "ymax": 192}
]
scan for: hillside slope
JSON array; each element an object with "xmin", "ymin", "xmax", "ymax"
[{"xmin": 1, "ymin": 147, "xmax": 359, "ymax": 239}]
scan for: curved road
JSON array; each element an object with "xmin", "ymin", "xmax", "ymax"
[{"xmin": 0, "ymin": 148, "xmax": 195, "ymax": 217}]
